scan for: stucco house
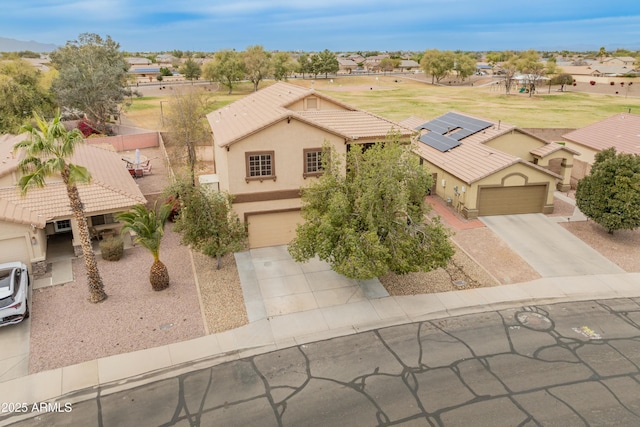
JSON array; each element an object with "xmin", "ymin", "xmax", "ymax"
[
  {"xmin": 337, "ymin": 58, "xmax": 358, "ymax": 74},
  {"xmin": 402, "ymin": 112, "xmax": 578, "ymax": 219},
  {"xmin": 207, "ymin": 82, "xmax": 413, "ymax": 248},
  {"xmin": 0, "ymin": 134, "xmax": 146, "ymax": 274},
  {"xmin": 562, "ymin": 112, "xmax": 640, "ymax": 182}
]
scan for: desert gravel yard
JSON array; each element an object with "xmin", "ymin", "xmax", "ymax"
[
  {"xmin": 29, "ymin": 224, "xmax": 206, "ymax": 373},
  {"xmin": 559, "ymin": 221, "xmax": 640, "ymax": 272}
]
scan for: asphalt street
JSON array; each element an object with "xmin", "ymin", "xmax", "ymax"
[{"xmin": 9, "ymin": 298, "xmax": 640, "ymax": 426}]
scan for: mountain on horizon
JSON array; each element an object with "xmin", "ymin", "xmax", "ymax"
[{"xmin": 0, "ymin": 36, "xmax": 58, "ymax": 52}]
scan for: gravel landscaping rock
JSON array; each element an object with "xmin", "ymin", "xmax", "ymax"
[
  {"xmin": 29, "ymin": 224, "xmax": 205, "ymax": 373},
  {"xmin": 192, "ymin": 252, "xmax": 249, "ymax": 333},
  {"xmin": 559, "ymin": 221, "xmax": 640, "ymax": 272}
]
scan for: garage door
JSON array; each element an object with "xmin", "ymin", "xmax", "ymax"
[
  {"xmin": 0, "ymin": 237, "xmax": 31, "ymax": 267},
  {"xmin": 247, "ymin": 210, "xmax": 303, "ymax": 248},
  {"xmin": 478, "ymin": 185, "xmax": 546, "ymax": 216}
]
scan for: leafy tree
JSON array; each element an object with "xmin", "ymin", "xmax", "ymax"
[
  {"xmin": 164, "ymin": 89, "xmax": 213, "ymax": 185},
  {"xmin": 379, "ymin": 58, "xmax": 396, "ymax": 74},
  {"xmin": 117, "ymin": 203, "xmax": 172, "ymax": 291},
  {"xmin": 576, "ymin": 148, "xmax": 640, "ymax": 234},
  {"xmin": 243, "ymin": 45, "xmax": 272, "ymax": 92},
  {"xmin": 514, "ymin": 49, "xmax": 548, "ymax": 96},
  {"xmin": 0, "ymin": 59, "xmax": 56, "ymax": 133},
  {"xmin": 159, "ymin": 67, "xmax": 173, "ymax": 76},
  {"xmin": 170, "ymin": 182, "xmax": 247, "ymax": 269},
  {"xmin": 272, "ymin": 52, "xmax": 297, "ymax": 81},
  {"xmin": 500, "ymin": 53, "xmax": 519, "ymax": 94},
  {"xmin": 50, "ymin": 33, "xmax": 133, "ymax": 134},
  {"xmin": 598, "ymin": 46, "xmax": 607, "ymax": 62},
  {"xmin": 18, "ymin": 50, "xmax": 40, "ymax": 58},
  {"xmin": 420, "ymin": 49, "xmax": 455, "ymax": 83},
  {"xmin": 454, "ymin": 52, "xmax": 476, "ymax": 81},
  {"xmin": 552, "ymin": 73, "xmax": 574, "ymax": 91},
  {"xmin": 170, "ymin": 50, "xmax": 184, "ymax": 59},
  {"xmin": 14, "ymin": 113, "xmax": 107, "ymax": 303},
  {"xmin": 289, "ymin": 134, "xmax": 454, "ymax": 279},
  {"xmin": 297, "ymin": 53, "xmax": 313, "ymax": 78},
  {"xmin": 312, "ymin": 49, "xmax": 339, "ymax": 78},
  {"xmin": 203, "ymin": 49, "xmax": 244, "ymax": 94},
  {"xmin": 180, "ymin": 58, "xmax": 202, "ymax": 81}
]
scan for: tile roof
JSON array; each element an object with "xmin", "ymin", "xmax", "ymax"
[
  {"xmin": 0, "ymin": 134, "xmax": 26, "ymax": 179},
  {"xmin": 402, "ymin": 112, "xmax": 561, "ymax": 184},
  {"xmin": 530, "ymin": 141, "xmax": 579, "ymax": 157},
  {"xmin": 0, "ymin": 143, "xmax": 146, "ymax": 228},
  {"xmin": 207, "ymin": 82, "xmax": 413, "ymax": 148},
  {"xmin": 562, "ymin": 113, "xmax": 640, "ymax": 155}
]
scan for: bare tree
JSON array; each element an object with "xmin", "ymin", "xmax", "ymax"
[{"xmin": 165, "ymin": 90, "xmax": 213, "ymax": 185}]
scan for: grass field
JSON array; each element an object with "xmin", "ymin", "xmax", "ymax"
[{"xmin": 123, "ymin": 76, "xmax": 640, "ymax": 130}]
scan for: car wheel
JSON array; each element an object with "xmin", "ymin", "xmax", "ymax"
[{"xmin": 24, "ymin": 301, "xmax": 30, "ymax": 320}]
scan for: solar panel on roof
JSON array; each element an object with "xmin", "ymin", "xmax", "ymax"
[
  {"xmin": 416, "ymin": 112, "xmax": 492, "ymax": 151},
  {"xmin": 419, "ymin": 133, "xmax": 461, "ymax": 152}
]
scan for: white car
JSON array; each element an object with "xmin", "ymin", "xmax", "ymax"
[{"xmin": 0, "ymin": 262, "xmax": 30, "ymax": 327}]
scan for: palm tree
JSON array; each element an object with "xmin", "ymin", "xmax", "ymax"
[
  {"xmin": 117, "ymin": 202, "xmax": 171, "ymax": 291},
  {"xmin": 14, "ymin": 112, "xmax": 107, "ymax": 303}
]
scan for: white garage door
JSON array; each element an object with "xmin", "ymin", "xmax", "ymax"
[
  {"xmin": 0, "ymin": 237, "xmax": 31, "ymax": 268},
  {"xmin": 247, "ymin": 210, "xmax": 303, "ymax": 249}
]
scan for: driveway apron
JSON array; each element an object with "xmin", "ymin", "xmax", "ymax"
[{"xmin": 480, "ymin": 213, "xmax": 625, "ymax": 277}]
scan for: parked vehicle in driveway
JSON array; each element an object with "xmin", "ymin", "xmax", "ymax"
[{"xmin": 0, "ymin": 262, "xmax": 30, "ymax": 327}]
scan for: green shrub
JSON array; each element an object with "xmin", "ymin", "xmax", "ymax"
[{"xmin": 100, "ymin": 236, "xmax": 124, "ymax": 261}]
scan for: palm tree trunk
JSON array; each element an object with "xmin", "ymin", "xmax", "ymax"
[{"xmin": 63, "ymin": 169, "xmax": 107, "ymax": 303}]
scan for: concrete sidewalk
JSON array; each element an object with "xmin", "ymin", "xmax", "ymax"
[{"xmin": 1, "ymin": 271, "xmax": 639, "ymax": 414}]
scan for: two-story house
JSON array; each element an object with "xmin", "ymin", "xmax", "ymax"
[{"xmin": 207, "ymin": 82, "xmax": 413, "ymax": 248}]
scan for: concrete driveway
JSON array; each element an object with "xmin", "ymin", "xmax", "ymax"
[
  {"xmin": 235, "ymin": 245, "xmax": 389, "ymax": 323},
  {"xmin": 0, "ymin": 311, "xmax": 30, "ymax": 383},
  {"xmin": 480, "ymin": 214, "xmax": 625, "ymax": 277}
]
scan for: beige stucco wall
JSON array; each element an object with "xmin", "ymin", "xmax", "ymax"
[
  {"xmin": 424, "ymin": 161, "xmax": 556, "ymax": 216},
  {"xmin": 0, "ymin": 221, "xmax": 47, "ymax": 268},
  {"xmin": 220, "ymin": 119, "xmax": 347, "ymax": 196},
  {"xmin": 233, "ymin": 198, "xmax": 303, "ymax": 222},
  {"xmin": 563, "ymin": 141, "xmax": 599, "ymax": 165},
  {"xmin": 484, "ymin": 132, "xmax": 543, "ymax": 161},
  {"xmin": 287, "ymin": 96, "xmax": 347, "ymax": 112},
  {"xmin": 474, "ymin": 165, "xmax": 556, "ymax": 206}
]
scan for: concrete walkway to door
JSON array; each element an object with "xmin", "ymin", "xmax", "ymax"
[{"xmin": 480, "ymin": 213, "xmax": 625, "ymax": 277}]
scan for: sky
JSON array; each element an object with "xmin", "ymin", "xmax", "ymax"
[{"xmin": 2, "ymin": 0, "xmax": 640, "ymax": 53}]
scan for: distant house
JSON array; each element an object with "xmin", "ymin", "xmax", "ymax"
[
  {"xmin": 128, "ymin": 65, "xmax": 161, "ymax": 78},
  {"xmin": 402, "ymin": 112, "xmax": 577, "ymax": 219},
  {"xmin": 206, "ymin": 82, "xmax": 413, "ymax": 248},
  {"xmin": 604, "ymin": 57, "xmax": 637, "ymax": 67},
  {"xmin": 347, "ymin": 54, "xmax": 365, "ymax": 66},
  {"xmin": 156, "ymin": 54, "xmax": 178, "ymax": 66},
  {"xmin": 398, "ymin": 59, "xmax": 420, "ymax": 71},
  {"xmin": 337, "ymin": 58, "xmax": 358, "ymax": 74},
  {"xmin": 588, "ymin": 66, "xmax": 634, "ymax": 77},
  {"xmin": 562, "ymin": 112, "xmax": 640, "ymax": 181},
  {"xmin": 0, "ymin": 135, "xmax": 146, "ymax": 273},
  {"xmin": 363, "ymin": 55, "xmax": 389, "ymax": 72},
  {"xmin": 126, "ymin": 57, "xmax": 152, "ymax": 66}
]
